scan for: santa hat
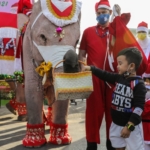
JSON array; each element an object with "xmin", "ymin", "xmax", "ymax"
[
  {"xmin": 136, "ymin": 21, "xmax": 149, "ymax": 33},
  {"xmin": 95, "ymin": 0, "xmax": 111, "ymax": 11}
]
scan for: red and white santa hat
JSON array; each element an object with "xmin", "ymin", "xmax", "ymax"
[
  {"xmin": 95, "ymin": 0, "xmax": 111, "ymax": 11},
  {"xmin": 136, "ymin": 21, "xmax": 149, "ymax": 33}
]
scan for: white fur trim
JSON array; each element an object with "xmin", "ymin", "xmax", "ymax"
[
  {"xmin": 14, "ymin": 58, "xmax": 22, "ymax": 72},
  {"xmin": 40, "ymin": 0, "xmax": 82, "ymax": 27},
  {"xmin": 0, "ymin": 27, "xmax": 17, "ymax": 38},
  {"xmin": 98, "ymin": 5, "xmax": 111, "ymax": 10},
  {"xmin": 51, "ymin": 0, "xmax": 72, "ymax": 12},
  {"xmin": 137, "ymin": 27, "xmax": 149, "ymax": 33},
  {"xmin": 26, "ymin": 11, "xmax": 32, "ymax": 16}
]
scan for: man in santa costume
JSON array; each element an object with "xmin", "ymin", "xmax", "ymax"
[
  {"xmin": 136, "ymin": 21, "xmax": 150, "ymax": 150},
  {"xmin": 137, "ymin": 21, "xmax": 150, "ymax": 79},
  {"xmin": 78, "ymin": 0, "xmax": 127, "ymax": 149}
]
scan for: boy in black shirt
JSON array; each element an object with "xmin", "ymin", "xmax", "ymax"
[{"xmin": 84, "ymin": 47, "xmax": 146, "ymax": 150}]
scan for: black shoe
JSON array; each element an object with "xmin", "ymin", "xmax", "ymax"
[
  {"xmin": 106, "ymin": 139, "xmax": 115, "ymax": 150},
  {"xmin": 86, "ymin": 141, "xmax": 97, "ymax": 150}
]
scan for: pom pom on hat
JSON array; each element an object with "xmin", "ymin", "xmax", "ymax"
[
  {"xmin": 137, "ymin": 21, "xmax": 149, "ymax": 33},
  {"xmin": 95, "ymin": 0, "xmax": 111, "ymax": 11}
]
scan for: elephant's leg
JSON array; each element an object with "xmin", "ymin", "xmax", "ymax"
[
  {"xmin": 5, "ymin": 82, "xmax": 17, "ymax": 115},
  {"xmin": 22, "ymin": 70, "xmax": 47, "ymax": 147},
  {"xmin": 44, "ymin": 85, "xmax": 55, "ymax": 125},
  {"xmin": 15, "ymin": 83, "xmax": 27, "ymax": 121},
  {"xmin": 22, "ymin": 20, "xmax": 47, "ymax": 147},
  {"xmin": 49, "ymin": 99, "xmax": 72, "ymax": 145}
]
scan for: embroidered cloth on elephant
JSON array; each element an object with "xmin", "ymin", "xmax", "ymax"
[
  {"xmin": 54, "ymin": 71, "xmax": 93, "ymax": 100},
  {"xmin": 0, "ymin": 0, "xmax": 22, "ymax": 75}
]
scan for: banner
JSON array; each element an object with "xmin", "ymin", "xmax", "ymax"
[
  {"xmin": 109, "ymin": 13, "xmax": 148, "ymax": 75},
  {"xmin": 0, "ymin": 0, "xmax": 19, "ymax": 14}
]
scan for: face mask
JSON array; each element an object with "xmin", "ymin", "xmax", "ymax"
[
  {"xmin": 122, "ymin": 64, "xmax": 132, "ymax": 77},
  {"xmin": 96, "ymin": 14, "xmax": 110, "ymax": 25},
  {"xmin": 137, "ymin": 33, "xmax": 147, "ymax": 40},
  {"xmin": 33, "ymin": 41, "xmax": 75, "ymax": 68}
]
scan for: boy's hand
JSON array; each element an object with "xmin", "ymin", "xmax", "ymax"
[
  {"xmin": 82, "ymin": 66, "xmax": 91, "ymax": 71},
  {"xmin": 120, "ymin": 126, "xmax": 131, "ymax": 138}
]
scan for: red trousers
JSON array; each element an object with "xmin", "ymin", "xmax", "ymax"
[{"xmin": 86, "ymin": 75, "xmax": 114, "ymax": 144}]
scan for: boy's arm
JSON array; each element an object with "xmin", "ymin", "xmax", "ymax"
[
  {"xmin": 90, "ymin": 66, "xmax": 120, "ymax": 84},
  {"xmin": 128, "ymin": 82, "xmax": 146, "ymax": 125}
]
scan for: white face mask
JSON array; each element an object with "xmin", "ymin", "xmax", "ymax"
[{"xmin": 33, "ymin": 41, "xmax": 75, "ymax": 68}]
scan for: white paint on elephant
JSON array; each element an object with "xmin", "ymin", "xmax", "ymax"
[
  {"xmin": 33, "ymin": 41, "xmax": 75, "ymax": 68},
  {"xmin": 51, "ymin": 0, "xmax": 72, "ymax": 12},
  {"xmin": 40, "ymin": 0, "xmax": 82, "ymax": 27},
  {"xmin": 0, "ymin": 27, "xmax": 17, "ymax": 38}
]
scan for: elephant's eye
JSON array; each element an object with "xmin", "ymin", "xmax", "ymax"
[{"xmin": 40, "ymin": 34, "xmax": 47, "ymax": 43}]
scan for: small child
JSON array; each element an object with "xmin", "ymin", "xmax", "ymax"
[
  {"xmin": 84, "ymin": 47, "xmax": 146, "ymax": 150},
  {"xmin": 142, "ymin": 84, "xmax": 150, "ymax": 150}
]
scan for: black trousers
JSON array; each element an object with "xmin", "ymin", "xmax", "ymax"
[{"xmin": 86, "ymin": 139, "xmax": 115, "ymax": 150}]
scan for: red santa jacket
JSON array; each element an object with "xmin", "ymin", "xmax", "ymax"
[
  {"xmin": 142, "ymin": 99, "xmax": 150, "ymax": 121},
  {"xmin": 145, "ymin": 55, "xmax": 150, "ymax": 73}
]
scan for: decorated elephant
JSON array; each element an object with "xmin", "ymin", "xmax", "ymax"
[{"xmin": 22, "ymin": 0, "xmax": 82, "ymax": 147}]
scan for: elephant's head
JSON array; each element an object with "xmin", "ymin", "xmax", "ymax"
[
  {"xmin": 23, "ymin": 0, "xmax": 82, "ymax": 103},
  {"xmin": 27, "ymin": 0, "xmax": 81, "ymax": 68}
]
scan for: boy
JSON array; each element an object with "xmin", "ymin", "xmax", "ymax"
[{"xmin": 84, "ymin": 47, "xmax": 146, "ymax": 150}]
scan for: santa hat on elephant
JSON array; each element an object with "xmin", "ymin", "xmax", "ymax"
[
  {"xmin": 95, "ymin": 0, "xmax": 111, "ymax": 11},
  {"xmin": 136, "ymin": 21, "xmax": 149, "ymax": 34}
]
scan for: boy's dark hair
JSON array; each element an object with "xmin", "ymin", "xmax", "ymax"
[{"xmin": 117, "ymin": 47, "xmax": 143, "ymax": 71}]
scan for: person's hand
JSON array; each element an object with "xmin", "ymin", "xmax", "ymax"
[
  {"xmin": 82, "ymin": 66, "xmax": 91, "ymax": 71},
  {"xmin": 114, "ymin": 4, "xmax": 121, "ymax": 16},
  {"xmin": 120, "ymin": 126, "xmax": 131, "ymax": 138}
]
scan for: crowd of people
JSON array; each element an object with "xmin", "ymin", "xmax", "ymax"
[{"xmin": 79, "ymin": 0, "xmax": 150, "ymax": 150}]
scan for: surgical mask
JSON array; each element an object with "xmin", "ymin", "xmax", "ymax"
[
  {"xmin": 123, "ymin": 65, "xmax": 132, "ymax": 77},
  {"xmin": 137, "ymin": 33, "xmax": 147, "ymax": 40},
  {"xmin": 96, "ymin": 14, "xmax": 110, "ymax": 25},
  {"xmin": 33, "ymin": 41, "xmax": 75, "ymax": 68}
]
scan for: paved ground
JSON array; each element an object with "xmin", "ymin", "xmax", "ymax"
[{"xmin": 0, "ymin": 99, "xmax": 107, "ymax": 150}]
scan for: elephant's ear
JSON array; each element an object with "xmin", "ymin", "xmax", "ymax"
[
  {"xmin": 17, "ymin": 13, "xmax": 29, "ymax": 46},
  {"xmin": 17, "ymin": 13, "xmax": 29, "ymax": 30}
]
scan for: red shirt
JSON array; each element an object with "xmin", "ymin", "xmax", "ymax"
[{"xmin": 80, "ymin": 25, "xmax": 111, "ymax": 71}]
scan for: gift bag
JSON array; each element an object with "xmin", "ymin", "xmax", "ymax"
[{"xmin": 53, "ymin": 60, "xmax": 93, "ymax": 100}]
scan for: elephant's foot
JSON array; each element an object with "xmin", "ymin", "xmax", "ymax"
[
  {"xmin": 22, "ymin": 123, "xmax": 47, "ymax": 147},
  {"xmin": 17, "ymin": 103, "xmax": 28, "ymax": 121},
  {"xmin": 18, "ymin": 115, "xmax": 28, "ymax": 121},
  {"xmin": 49, "ymin": 122, "xmax": 72, "ymax": 145},
  {"xmin": 46, "ymin": 106, "xmax": 52, "ymax": 126},
  {"xmin": 5, "ymin": 99, "xmax": 17, "ymax": 115}
]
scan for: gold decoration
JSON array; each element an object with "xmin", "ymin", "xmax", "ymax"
[{"xmin": 35, "ymin": 61, "xmax": 52, "ymax": 77}]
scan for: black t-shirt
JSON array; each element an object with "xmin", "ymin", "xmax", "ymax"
[{"xmin": 91, "ymin": 66, "xmax": 146, "ymax": 126}]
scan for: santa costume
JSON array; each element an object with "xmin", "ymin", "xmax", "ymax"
[{"xmin": 137, "ymin": 22, "xmax": 150, "ymax": 150}]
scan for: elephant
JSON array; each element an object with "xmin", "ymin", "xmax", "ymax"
[{"xmin": 22, "ymin": 0, "xmax": 82, "ymax": 147}]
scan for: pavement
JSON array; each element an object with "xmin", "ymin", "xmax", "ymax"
[{"xmin": 0, "ymin": 99, "xmax": 107, "ymax": 150}]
